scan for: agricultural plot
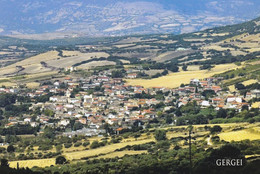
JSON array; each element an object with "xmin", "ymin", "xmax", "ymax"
[
  {"xmin": 228, "ymin": 85, "xmax": 237, "ymax": 92},
  {"xmin": 7, "ymin": 122, "xmax": 259, "ymax": 169},
  {"xmin": 218, "ymin": 129, "xmax": 260, "ymax": 141},
  {"xmin": 77, "ymin": 61, "xmax": 116, "ymax": 69},
  {"xmin": 153, "ymin": 50, "xmax": 194, "ymax": 62},
  {"xmin": 252, "ymin": 102, "xmax": 260, "ymax": 108},
  {"xmin": 0, "ymin": 51, "xmax": 110, "ymax": 77},
  {"xmin": 126, "ymin": 63, "xmax": 239, "ymax": 88},
  {"xmin": 242, "ymin": 79, "xmax": 258, "ymax": 86},
  {"xmin": 95, "ymin": 150, "xmax": 147, "ymax": 159},
  {"xmin": 26, "ymin": 82, "xmax": 40, "ymax": 88},
  {"xmin": 9, "ymin": 158, "xmax": 56, "ymax": 169},
  {"xmin": 64, "ymin": 138, "xmax": 154, "ymax": 160}
]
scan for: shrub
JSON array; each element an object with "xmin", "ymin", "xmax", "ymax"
[
  {"xmin": 64, "ymin": 143, "xmax": 72, "ymax": 148},
  {"xmin": 74, "ymin": 142, "xmax": 82, "ymax": 147},
  {"xmin": 55, "ymin": 156, "xmax": 67, "ymax": 165},
  {"xmin": 154, "ymin": 130, "xmax": 167, "ymax": 141},
  {"xmin": 90, "ymin": 141, "xmax": 100, "ymax": 149},
  {"xmin": 83, "ymin": 141, "xmax": 90, "ymax": 147},
  {"xmin": 7, "ymin": 145, "xmax": 15, "ymax": 153},
  {"xmin": 210, "ymin": 125, "xmax": 222, "ymax": 134}
]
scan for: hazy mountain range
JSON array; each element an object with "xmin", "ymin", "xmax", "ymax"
[{"xmin": 1, "ymin": 0, "xmax": 260, "ymax": 38}]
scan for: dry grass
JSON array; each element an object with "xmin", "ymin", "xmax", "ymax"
[
  {"xmin": 64, "ymin": 139, "xmax": 154, "ymax": 160},
  {"xmin": 211, "ymin": 33, "xmax": 229, "ymax": 37},
  {"xmin": 120, "ymin": 59, "xmax": 130, "ymax": 64},
  {"xmin": 26, "ymin": 82, "xmax": 40, "ymax": 88},
  {"xmin": 126, "ymin": 63, "xmax": 239, "ymax": 88},
  {"xmin": 0, "ymin": 82, "xmax": 17, "ymax": 87},
  {"xmin": 48, "ymin": 52, "xmax": 109, "ymax": 68},
  {"xmin": 184, "ymin": 38, "xmax": 212, "ymax": 42},
  {"xmin": 187, "ymin": 65, "xmax": 200, "ymax": 71},
  {"xmin": 218, "ymin": 129, "xmax": 260, "ymax": 141},
  {"xmin": 8, "ymin": 122, "xmax": 259, "ymax": 169},
  {"xmin": 0, "ymin": 51, "xmax": 110, "ymax": 77},
  {"xmin": 9, "ymin": 158, "xmax": 56, "ymax": 169},
  {"xmin": 62, "ymin": 51, "xmax": 81, "ymax": 57},
  {"xmin": 202, "ymin": 45, "xmax": 234, "ymax": 51},
  {"xmin": 9, "ymin": 51, "xmax": 60, "ymax": 67},
  {"xmin": 114, "ymin": 44, "xmax": 136, "ymax": 48},
  {"xmin": 95, "ymin": 150, "xmax": 147, "ymax": 159},
  {"xmin": 78, "ymin": 61, "xmax": 116, "ymax": 69},
  {"xmin": 252, "ymin": 102, "xmax": 260, "ymax": 108},
  {"xmin": 242, "ymin": 79, "xmax": 258, "ymax": 86},
  {"xmin": 228, "ymin": 85, "xmax": 237, "ymax": 92}
]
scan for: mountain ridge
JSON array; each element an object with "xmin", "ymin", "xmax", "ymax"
[{"xmin": 1, "ymin": 0, "xmax": 260, "ymax": 38}]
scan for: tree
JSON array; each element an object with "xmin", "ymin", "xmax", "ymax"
[
  {"xmin": 44, "ymin": 109, "xmax": 55, "ymax": 117},
  {"xmin": 0, "ymin": 159, "xmax": 9, "ymax": 167},
  {"xmin": 154, "ymin": 130, "xmax": 167, "ymax": 141},
  {"xmin": 90, "ymin": 141, "xmax": 100, "ymax": 149},
  {"xmin": 55, "ymin": 156, "xmax": 67, "ymax": 165},
  {"xmin": 55, "ymin": 144, "xmax": 63, "ymax": 152},
  {"xmin": 210, "ymin": 125, "xmax": 222, "ymax": 134},
  {"xmin": 111, "ymin": 70, "xmax": 124, "ymax": 78},
  {"xmin": 165, "ymin": 115, "xmax": 173, "ymax": 124},
  {"xmin": 217, "ymin": 108, "xmax": 227, "ymax": 118},
  {"xmin": 73, "ymin": 122, "xmax": 83, "ymax": 131},
  {"xmin": 202, "ymin": 90, "xmax": 216, "ymax": 99},
  {"xmin": 235, "ymin": 83, "xmax": 245, "ymax": 90},
  {"xmin": 182, "ymin": 64, "xmax": 188, "ymax": 71},
  {"xmin": 7, "ymin": 145, "xmax": 15, "ymax": 153},
  {"xmin": 42, "ymin": 127, "xmax": 55, "ymax": 139}
]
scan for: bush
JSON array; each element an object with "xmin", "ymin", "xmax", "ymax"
[
  {"xmin": 154, "ymin": 130, "xmax": 167, "ymax": 141},
  {"xmin": 210, "ymin": 125, "xmax": 222, "ymax": 134},
  {"xmin": 7, "ymin": 145, "xmax": 15, "ymax": 153},
  {"xmin": 55, "ymin": 156, "xmax": 67, "ymax": 165},
  {"xmin": 83, "ymin": 141, "xmax": 90, "ymax": 147},
  {"xmin": 0, "ymin": 147, "xmax": 6, "ymax": 153},
  {"xmin": 64, "ymin": 143, "xmax": 72, "ymax": 148},
  {"xmin": 38, "ymin": 144, "xmax": 52, "ymax": 151},
  {"xmin": 74, "ymin": 142, "xmax": 82, "ymax": 147},
  {"xmin": 90, "ymin": 141, "xmax": 100, "ymax": 149}
]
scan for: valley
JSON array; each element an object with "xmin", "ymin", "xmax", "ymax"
[{"xmin": 0, "ymin": 11, "xmax": 260, "ymax": 174}]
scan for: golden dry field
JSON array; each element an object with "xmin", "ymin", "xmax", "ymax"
[
  {"xmin": 202, "ymin": 45, "xmax": 235, "ymax": 51},
  {"xmin": 218, "ymin": 129, "xmax": 260, "ymax": 141},
  {"xmin": 0, "ymin": 51, "xmax": 109, "ymax": 77},
  {"xmin": 7, "ymin": 122, "xmax": 260, "ymax": 169},
  {"xmin": 62, "ymin": 51, "xmax": 81, "ymax": 57},
  {"xmin": 228, "ymin": 79, "xmax": 258, "ymax": 93},
  {"xmin": 9, "ymin": 158, "xmax": 56, "ymax": 169},
  {"xmin": 77, "ymin": 61, "xmax": 116, "ymax": 69},
  {"xmin": 95, "ymin": 150, "xmax": 147, "ymax": 159},
  {"xmin": 126, "ymin": 63, "xmax": 240, "ymax": 88},
  {"xmin": 0, "ymin": 81, "xmax": 17, "ymax": 87},
  {"xmin": 64, "ymin": 138, "xmax": 154, "ymax": 160},
  {"xmin": 252, "ymin": 102, "xmax": 260, "ymax": 108},
  {"xmin": 228, "ymin": 85, "xmax": 237, "ymax": 92},
  {"xmin": 25, "ymin": 82, "xmax": 41, "ymax": 88},
  {"xmin": 242, "ymin": 79, "xmax": 258, "ymax": 86}
]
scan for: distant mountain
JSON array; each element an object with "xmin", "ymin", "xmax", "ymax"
[{"xmin": 1, "ymin": 0, "xmax": 260, "ymax": 38}]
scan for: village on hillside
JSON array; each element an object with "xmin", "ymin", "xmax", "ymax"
[{"xmin": 1, "ymin": 66, "xmax": 259, "ymax": 142}]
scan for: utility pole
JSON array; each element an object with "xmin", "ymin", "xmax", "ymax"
[{"xmin": 188, "ymin": 125, "xmax": 193, "ymax": 174}]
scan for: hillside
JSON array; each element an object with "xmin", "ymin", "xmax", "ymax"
[
  {"xmin": 1, "ymin": 0, "xmax": 260, "ymax": 37},
  {"xmin": 0, "ymin": 15, "xmax": 259, "ymax": 72}
]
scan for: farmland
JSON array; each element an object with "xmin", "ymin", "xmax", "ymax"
[
  {"xmin": 9, "ymin": 158, "xmax": 56, "ymax": 169},
  {"xmin": 218, "ymin": 129, "xmax": 260, "ymax": 141},
  {"xmin": 126, "ymin": 63, "xmax": 240, "ymax": 88},
  {"xmin": 6, "ymin": 122, "xmax": 259, "ymax": 169}
]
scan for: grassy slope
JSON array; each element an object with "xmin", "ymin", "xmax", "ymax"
[{"xmin": 7, "ymin": 122, "xmax": 260, "ymax": 169}]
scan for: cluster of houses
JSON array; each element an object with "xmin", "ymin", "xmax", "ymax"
[{"xmin": 1, "ymin": 71, "xmax": 259, "ymax": 137}]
